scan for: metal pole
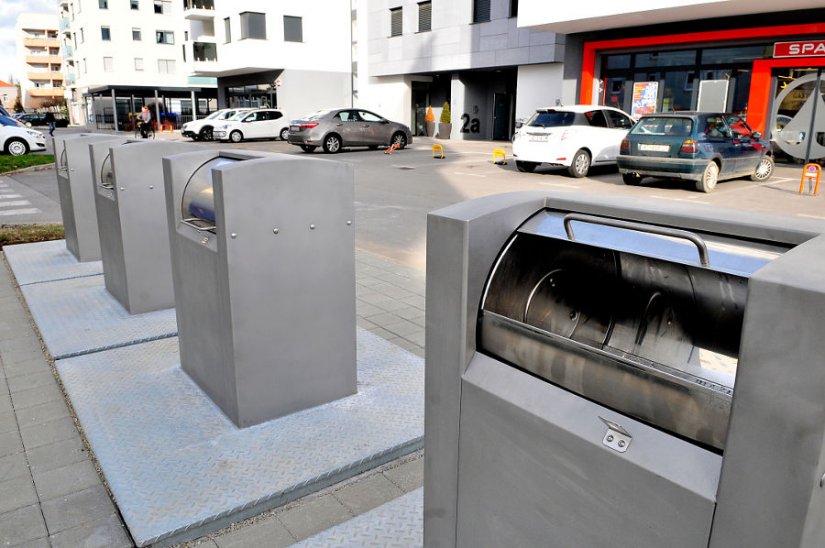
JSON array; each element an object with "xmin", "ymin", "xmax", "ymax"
[
  {"xmin": 154, "ymin": 89, "xmax": 161, "ymax": 133},
  {"xmin": 803, "ymin": 69, "xmax": 822, "ymax": 165},
  {"xmin": 111, "ymin": 88, "xmax": 119, "ymax": 132},
  {"xmin": 191, "ymin": 90, "xmax": 197, "ymax": 121}
]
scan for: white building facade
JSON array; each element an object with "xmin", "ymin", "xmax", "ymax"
[
  {"xmin": 182, "ymin": 0, "xmax": 353, "ymax": 122},
  {"xmin": 15, "ymin": 13, "xmax": 65, "ymax": 109},
  {"xmin": 59, "ymin": 0, "xmax": 217, "ymax": 128}
]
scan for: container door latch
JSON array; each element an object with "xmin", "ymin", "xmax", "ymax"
[{"xmin": 599, "ymin": 417, "xmax": 632, "ymax": 453}]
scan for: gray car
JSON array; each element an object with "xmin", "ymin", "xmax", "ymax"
[{"xmin": 287, "ymin": 108, "xmax": 412, "ymax": 153}]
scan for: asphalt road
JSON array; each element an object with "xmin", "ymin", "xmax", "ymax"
[{"xmin": 6, "ymin": 128, "xmax": 824, "ymax": 270}]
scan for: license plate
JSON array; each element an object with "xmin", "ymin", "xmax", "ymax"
[
  {"xmin": 638, "ymin": 143, "xmax": 670, "ymax": 152},
  {"xmin": 530, "ymin": 135, "xmax": 548, "ymax": 142},
  {"xmin": 289, "ymin": 125, "xmax": 299, "ymax": 132}
]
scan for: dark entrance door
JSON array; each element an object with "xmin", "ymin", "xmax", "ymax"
[
  {"xmin": 493, "ymin": 93, "xmax": 512, "ymax": 141},
  {"xmin": 412, "ymin": 82, "xmax": 430, "ymax": 137}
]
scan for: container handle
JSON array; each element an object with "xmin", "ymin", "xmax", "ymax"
[
  {"xmin": 563, "ymin": 213, "xmax": 710, "ymax": 266},
  {"xmin": 181, "ymin": 217, "xmax": 216, "ymax": 232}
]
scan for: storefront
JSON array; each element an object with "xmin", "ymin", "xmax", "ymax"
[{"xmin": 576, "ymin": 21, "xmax": 825, "ymax": 164}]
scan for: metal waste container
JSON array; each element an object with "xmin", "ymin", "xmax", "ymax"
[
  {"xmin": 162, "ymin": 150, "xmax": 356, "ymax": 427},
  {"xmin": 90, "ymin": 139, "xmax": 198, "ymax": 314},
  {"xmin": 53, "ymin": 133, "xmax": 127, "ymax": 261},
  {"xmin": 424, "ymin": 191, "xmax": 825, "ymax": 548}
]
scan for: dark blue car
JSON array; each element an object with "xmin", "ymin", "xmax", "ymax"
[{"xmin": 617, "ymin": 112, "xmax": 774, "ymax": 192}]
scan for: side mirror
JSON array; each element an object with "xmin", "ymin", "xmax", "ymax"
[
  {"xmin": 515, "ymin": 120, "xmax": 524, "ymax": 129},
  {"xmin": 381, "ymin": 119, "xmax": 390, "ymax": 124},
  {"xmin": 752, "ymin": 131, "xmax": 762, "ymax": 140}
]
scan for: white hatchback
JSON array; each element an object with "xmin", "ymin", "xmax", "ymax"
[
  {"xmin": 181, "ymin": 108, "xmax": 252, "ymax": 141},
  {"xmin": 214, "ymin": 108, "xmax": 290, "ymax": 143},
  {"xmin": 512, "ymin": 105, "xmax": 635, "ymax": 177},
  {"xmin": 0, "ymin": 115, "xmax": 47, "ymax": 156}
]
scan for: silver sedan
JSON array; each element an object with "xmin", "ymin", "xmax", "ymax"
[{"xmin": 287, "ymin": 108, "xmax": 413, "ymax": 153}]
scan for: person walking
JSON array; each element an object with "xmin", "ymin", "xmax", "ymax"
[
  {"xmin": 44, "ymin": 111, "xmax": 56, "ymax": 137},
  {"xmin": 137, "ymin": 106, "xmax": 152, "ymax": 138}
]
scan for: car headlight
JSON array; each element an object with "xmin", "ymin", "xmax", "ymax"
[
  {"xmin": 26, "ymin": 130, "xmax": 42, "ymax": 138},
  {"xmin": 182, "ymin": 123, "xmax": 190, "ymax": 130}
]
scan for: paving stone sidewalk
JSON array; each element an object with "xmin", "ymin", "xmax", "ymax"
[{"xmin": 0, "ymin": 247, "xmax": 426, "ymax": 548}]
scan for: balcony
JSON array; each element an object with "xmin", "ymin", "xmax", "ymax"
[
  {"xmin": 183, "ymin": 0, "xmax": 215, "ymax": 20},
  {"xmin": 59, "ymin": 16, "xmax": 69, "ymax": 32},
  {"xmin": 65, "ymin": 73, "xmax": 76, "ymax": 85},
  {"xmin": 62, "ymin": 45, "xmax": 73, "ymax": 58},
  {"xmin": 26, "ymin": 55, "xmax": 62, "ymax": 65},
  {"xmin": 30, "ymin": 88, "xmax": 65, "ymax": 97},
  {"xmin": 28, "ymin": 71, "xmax": 64, "ymax": 82},
  {"xmin": 24, "ymin": 37, "xmax": 61, "ymax": 48}
]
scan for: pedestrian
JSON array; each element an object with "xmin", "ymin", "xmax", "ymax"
[
  {"xmin": 44, "ymin": 111, "xmax": 56, "ymax": 136},
  {"xmin": 137, "ymin": 106, "xmax": 152, "ymax": 138}
]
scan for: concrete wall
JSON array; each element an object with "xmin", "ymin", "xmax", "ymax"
[
  {"xmin": 277, "ymin": 69, "xmax": 353, "ymax": 120},
  {"xmin": 515, "ymin": 63, "xmax": 563, "ymax": 121}
]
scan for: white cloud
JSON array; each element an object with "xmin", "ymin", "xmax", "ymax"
[{"xmin": 0, "ymin": 0, "xmax": 62, "ymax": 84}]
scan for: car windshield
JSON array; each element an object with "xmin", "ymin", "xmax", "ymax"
[
  {"xmin": 527, "ymin": 110, "xmax": 576, "ymax": 128},
  {"xmin": 229, "ymin": 110, "xmax": 250, "ymax": 121},
  {"xmin": 630, "ymin": 117, "xmax": 693, "ymax": 136},
  {"xmin": 205, "ymin": 110, "xmax": 225, "ymax": 120}
]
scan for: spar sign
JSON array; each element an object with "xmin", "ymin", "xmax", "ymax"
[{"xmin": 774, "ymin": 40, "xmax": 825, "ymax": 58}]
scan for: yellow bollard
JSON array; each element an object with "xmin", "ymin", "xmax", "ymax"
[
  {"xmin": 492, "ymin": 148, "xmax": 507, "ymax": 165},
  {"xmin": 799, "ymin": 163, "xmax": 822, "ymax": 196},
  {"xmin": 432, "ymin": 144, "xmax": 444, "ymax": 159}
]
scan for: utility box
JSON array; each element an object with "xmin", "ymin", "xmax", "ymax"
[
  {"xmin": 425, "ymin": 191, "xmax": 825, "ymax": 548},
  {"xmin": 90, "ymin": 139, "xmax": 197, "ymax": 314},
  {"xmin": 162, "ymin": 150, "xmax": 356, "ymax": 428},
  {"xmin": 54, "ymin": 133, "xmax": 126, "ymax": 261}
]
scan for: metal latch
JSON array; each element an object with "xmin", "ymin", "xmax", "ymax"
[{"xmin": 599, "ymin": 417, "xmax": 632, "ymax": 453}]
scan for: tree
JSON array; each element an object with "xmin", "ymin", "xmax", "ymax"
[
  {"xmin": 425, "ymin": 105, "xmax": 435, "ymax": 124},
  {"xmin": 13, "ymin": 97, "xmax": 24, "ymax": 113},
  {"xmin": 440, "ymin": 102, "xmax": 451, "ymax": 124}
]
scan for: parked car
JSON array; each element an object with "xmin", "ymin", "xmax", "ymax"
[
  {"xmin": 213, "ymin": 108, "xmax": 291, "ymax": 143},
  {"xmin": 511, "ymin": 105, "xmax": 635, "ymax": 177},
  {"xmin": 181, "ymin": 108, "xmax": 252, "ymax": 141},
  {"xmin": 287, "ymin": 108, "xmax": 413, "ymax": 154},
  {"xmin": 617, "ymin": 112, "xmax": 774, "ymax": 192},
  {"xmin": 0, "ymin": 115, "xmax": 47, "ymax": 156},
  {"xmin": 14, "ymin": 112, "xmax": 69, "ymax": 128}
]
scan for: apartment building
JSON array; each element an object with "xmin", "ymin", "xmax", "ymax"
[
  {"xmin": 181, "ymin": 0, "xmax": 352, "ymax": 121},
  {"xmin": 59, "ymin": 0, "xmax": 217, "ymax": 129},
  {"xmin": 362, "ymin": 0, "xmax": 562, "ymax": 140},
  {"xmin": 518, "ymin": 0, "xmax": 825, "ymax": 164},
  {"xmin": 15, "ymin": 13, "xmax": 65, "ymax": 109}
]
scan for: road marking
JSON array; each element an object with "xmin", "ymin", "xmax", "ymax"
[
  {"xmin": 0, "ymin": 208, "xmax": 40, "ymax": 216},
  {"xmin": 796, "ymin": 213, "xmax": 825, "ymax": 220},
  {"xmin": 539, "ymin": 182, "xmax": 580, "ymax": 188},
  {"xmin": 453, "ymin": 172, "xmax": 486, "ymax": 178},
  {"xmin": 0, "ymin": 200, "xmax": 33, "ymax": 208},
  {"xmin": 0, "ymin": 194, "xmax": 23, "ymax": 199}
]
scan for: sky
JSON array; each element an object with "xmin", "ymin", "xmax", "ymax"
[{"xmin": 0, "ymin": 0, "xmax": 58, "ymax": 85}]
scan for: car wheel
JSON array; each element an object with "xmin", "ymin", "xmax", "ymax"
[
  {"xmin": 280, "ymin": 128, "xmax": 289, "ymax": 141},
  {"xmin": 516, "ymin": 161, "xmax": 537, "ymax": 173},
  {"xmin": 6, "ymin": 139, "xmax": 28, "ymax": 157},
  {"xmin": 751, "ymin": 155, "xmax": 774, "ymax": 182},
  {"xmin": 696, "ymin": 161, "xmax": 719, "ymax": 193},
  {"xmin": 200, "ymin": 127, "xmax": 214, "ymax": 141},
  {"xmin": 229, "ymin": 130, "xmax": 243, "ymax": 143},
  {"xmin": 622, "ymin": 173, "xmax": 643, "ymax": 185},
  {"xmin": 323, "ymin": 134, "xmax": 342, "ymax": 154},
  {"xmin": 568, "ymin": 149, "xmax": 591, "ymax": 178},
  {"xmin": 391, "ymin": 132, "xmax": 407, "ymax": 149},
  {"xmin": 300, "ymin": 145, "xmax": 317, "ymax": 153}
]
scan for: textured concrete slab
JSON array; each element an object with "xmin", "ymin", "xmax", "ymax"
[
  {"xmin": 56, "ymin": 330, "xmax": 424, "ymax": 546},
  {"xmin": 4, "ymin": 240, "xmax": 102, "ymax": 286},
  {"xmin": 20, "ymin": 275, "xmax": 177, "ymax": 359},
  {"xmin": 295, "ymin": 489, "xmax": 423, "ymax": 547}
]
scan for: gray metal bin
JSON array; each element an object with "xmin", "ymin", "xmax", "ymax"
[
  {"xmin": 90, "ymin": 139, "xmax": 198, "ymax": 314},
  {"xmin": 424, "ymin": 191, "xmax": 825, "ymax": 548},
  {"xmin": 162, "ymin": 150, "xmax": 357, "ymax": 428},
  {"xmin": 53, "ymin": 133, "xmax": 127, "ymax": 261}
]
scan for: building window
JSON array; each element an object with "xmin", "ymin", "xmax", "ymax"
[
  {"xmin": 98, "ymin": 0, "xmax": 108, "ymax": 9},
  {"xmin": 156, "ymin": 30, "xmax": 174, "ymax": 44},
  {"xmin": 153, "ymin": 0, "xmax": 170, "ymax": 14},
  {"xmin": 473, "ymin": 0, "xmax": 490, "ymax": 23},
  {"xmin": 103, "ymin": 57, "xmax": 113, "ymax": 72},
  {"xmin": 283, "ymin": 16, "xmax": 302, "ymax": 42},
  {"xmin": 390, "ymin": 7, "xmax": 402, "ymax": 37},
  {"xmin": 132, "ymin": 28, "xmax": 141, "ymax": 41},
  {"xmin": 240, "ymin": 12, "xmax": 266, "ymax": 40},
  {"xmin": 223, "ymin": 17, "xmax": 231, "ymax": 43},
  {"xmin": 131, "ymin": 0, "xmax": 139, "ymax": 9},
  {"xmin": 510, "ymin": 0, "xmax": 518, "ymax": 17},
  {"xmin": 101, "ymin": 26, "xmax": 111, "ymax": 41},
  {"xmin": 157, "ymin": 59, "xmax": 175, "ymax": 73},
  {"xmin": 418, "ymin": 2, "xmax": 431, "ymax": 32},
  {"xmin": 134, "ymin": 57, "xmax": 143, "ymax": 71}
]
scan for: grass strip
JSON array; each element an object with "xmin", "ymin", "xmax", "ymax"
[
  {"xmin": 0, "ymin": 154, "xmax": 55, "ymax": 174},
  {"xmin": 0, "ymin": 224, "xmax": 64, "ymax": 249}
]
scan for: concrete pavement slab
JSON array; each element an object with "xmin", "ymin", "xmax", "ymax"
[
  {"xmin": 382, "ymin": 457, "xmax": 424, "ymax": 493},
  {"xmin": 277, "ymin": 495, "xmax": 353, "ymax": 541},
  {"xmin": 19, "ymin": 416, "xmax": 80, "ymax": 450},
  {"xmin": 4, "ymin": 240, "xmax": 102, "ymax": 286},
  {"xmin": 49, "ymin": 513, "xmax": 132, "ymax": 548},
  {"xmin": 32, "ymin": 459, "xmax": 100, "ymax": 502},
  {"xmin": 40, "ymin": 485, "xmax": 119, "ymax": 534},
  {"xmin": 213, "ymin": 517, "xmax": 294, "ymax": 548},
  {"xmin": 0, "ymin": 475, "xmax": 39, "ymax": 515},
  {"xmin": 0, "ymin": 451, "xmax": 30, "ymax": 483},
  {"xmin": 0, "ymin": 505, "xmax": 48, "ymax": 547},
  {"xmin": 333, "ymin": 473, "xmax": 405, "ymax": 516},
  {"xmin": 26, "ymin": 437, "xmax": 89, "ymax": 475},
  {"xmin": 0, "ymin": 429, "xmax": 23, "ymax": 458}
]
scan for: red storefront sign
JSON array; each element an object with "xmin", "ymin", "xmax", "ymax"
[{"xmin": 774, "ymin": 40, "xmax": 825, "ymax": 58}]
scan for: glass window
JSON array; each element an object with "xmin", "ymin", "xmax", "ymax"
[
  {"xmin": 418, "ymin": 2, "xmax": 431, "ymax": 32},
  {"xmin": 635, "ymin": 50, "xmax": 697, "ymax": 68},
  {"xmin": 390, "ymin": 8, "xmax": 402, "ymax": 37},
  {"xmin": 702, "ymin": 114, "xmax": 731, "ymax": 138},
  {"xmin": 131, "ymin": 0, "xmax": 139, "ymax": 9},
  {"xmin": 630, "ymin": 117, "xmax": 693, "ymax": 136},
  {"xmin": 336, "ymin": 110, "xmax": 359, "ymax": 122},
  {"xmin": 726, "ymin": 116, "xmax": 753, "ymax": 138},
  {"xmin": 284, "ymin": 15, "xmax": 302, "ymax": 42},
  {"xmin": 585, "ymin": 110, "xmax": 609, "ymax": 127},
  {"xmin": 510, "ymin": 0, "xmax": 518, "ymax": 17},
  {"xmin": 101, "ymin": 26, "xmax": 110, "ymax": 41},
  {"xmin": 157, "ymin": 59, "xmax": 175, "ymax": 73},
  {"xmin": 156, "ymin": 30, "xmax": 174, "ymax": 44},
  {"xmin": 605, "ymin": 110, "xmax": 633, "ymax": 129},
  {"xmin": 132, "ymin": 28, "xmax": 141, "ymax": 40},
  {"xmin": 240, "ymin": 12, "xmax": 266, "ymax": 39},
  {"xmin": 224, "ymin": 17, "xmax": 231, "ymax": 42},
  {"xmin": 473, "ymin": 0, "xmax": 490, "ymax": 23},
  {"xmin": 103, "ymin": 56, "xmax": 113, "ymax": 72},
  {"xmin": 701, "ymin": 45, "xmax": 768, "ymax": 65},
  {"xmin": 359, "ymin": 110, "xmax": 384, "ymax": 122},
  {"xmin": 134, "ymin": 57, "xmax": 143, "ymax": 71},
  {"xmin": 605, "ymin": 54, "xmax": 631, "ymax": 70},
  {"xmin": 527, "ymin": 111, "xmax": 575, "ymax": 127},
  {"xmin": 98, "ymin": 0, "xmax": 107, "ymax": 9}
]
